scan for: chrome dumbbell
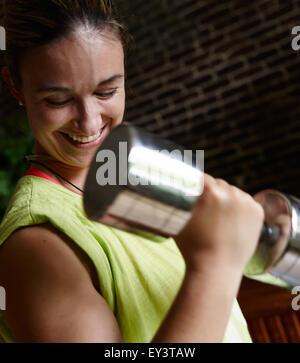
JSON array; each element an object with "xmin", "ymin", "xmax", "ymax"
[{"xmin": 84, "ymin": 125, "xmax": 300, "ymax": 287}]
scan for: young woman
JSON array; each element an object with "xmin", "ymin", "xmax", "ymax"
[{"xmin": 0, "ymin": 0, "xmax": 279, "ymax": 343}]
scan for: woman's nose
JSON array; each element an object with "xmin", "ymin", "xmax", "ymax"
[{"xmin": 71, "ymin": 99, "xmax": 103, "ymax": 135}]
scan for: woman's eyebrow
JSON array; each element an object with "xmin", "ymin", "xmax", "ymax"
[{"xmin": 35, "ymin": 74, "xmax": 124, "ymax": 94}]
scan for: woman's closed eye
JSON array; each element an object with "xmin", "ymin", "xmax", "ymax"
[{"xmin": 45, "ymin": 89, "xmax": 118, "ymax": 107}]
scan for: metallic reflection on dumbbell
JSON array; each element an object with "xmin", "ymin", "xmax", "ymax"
[
  {"xmin": 84, "ymin": 125, "xmax": 204, "ymax": 237},
  {"xmin": 248, "ymin": 190, "xmax": 300, "ymax": 287}
]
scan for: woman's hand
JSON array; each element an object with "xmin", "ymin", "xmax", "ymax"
[{"xmin": 175, "ymin": 173, "xmax": 265, "ymax": 274}]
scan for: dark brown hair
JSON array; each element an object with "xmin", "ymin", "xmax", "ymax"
[{"xmin": 1, "ymin": 0, "xmax": 128, "ymax": 89}]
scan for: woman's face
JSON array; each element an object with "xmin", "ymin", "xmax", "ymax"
[{"xmin": 19, "ymin": 29, "xmax": 125, "ymax": 168}]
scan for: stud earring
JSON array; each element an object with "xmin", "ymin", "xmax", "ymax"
[{"xmin": 18, "ymin": 101, "xmax": 23, "ymax": 106}]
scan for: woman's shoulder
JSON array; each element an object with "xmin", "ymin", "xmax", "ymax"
[
  {"xmin": 0, "ymin": 176, "xmax": 99, "ymax": 287},
  {"xmin": 0, "ymin": 176, "xmax": 102, "ymax": 284},
  {"xmin": 11, "ymin": 174, "xmax": 81, "ymax": 203},
  {"xmin": 0, "ymin": 222, "xmax": 100, "ymax": 293},
  {"xmin": 1, "ymin": 175, "xmax": 82, "ymax": 226}
]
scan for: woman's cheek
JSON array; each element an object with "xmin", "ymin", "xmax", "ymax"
[
  {"xmin": 112, "ymin": 94, "xmax": 126, "ymax": 122},
  {"xmin": 37, "ymin": 107, "xmax": 68, "ymax": 129}
]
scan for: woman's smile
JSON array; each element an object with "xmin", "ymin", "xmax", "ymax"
[{"xmin": 58, "ymin": 124, "xmax": 109, "ymax": 149}]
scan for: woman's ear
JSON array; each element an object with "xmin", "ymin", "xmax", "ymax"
[{"xmin": 1, "ymin": 66, "xmax": 24, "ymax": 105}]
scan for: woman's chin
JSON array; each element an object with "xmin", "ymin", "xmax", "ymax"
[
  {"xmin": 69, "ymin": 155, "xmax": 94, "ymax": 169},
  {"xmin": 46, "ymin": 152, "xmax": 93, "ymax": 170}
]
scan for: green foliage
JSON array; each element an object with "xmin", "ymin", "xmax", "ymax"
[{"xmin": 0, "ymin": 110, "xmax": 34, "ymax": 219}]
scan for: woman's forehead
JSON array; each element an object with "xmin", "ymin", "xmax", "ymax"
[{"xmin": 20, "ymin": 32, "xmax": 125, "ymax": 89}]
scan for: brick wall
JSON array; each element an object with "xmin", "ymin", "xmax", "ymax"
[
  {"xmin": 120, "ymin": 0, "xmax": 300, "ymax": 196},
  {"xmin": 0, "ymin": 0, "xmax": 300, "ymax": 196}
]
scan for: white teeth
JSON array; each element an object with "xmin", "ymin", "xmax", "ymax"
[{"xmin": 68, "ymin": 130, "xmax": 101, "ymax": 143}]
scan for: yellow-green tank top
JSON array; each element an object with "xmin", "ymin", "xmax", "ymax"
[{"xmin": 0, "ymin": 175, "xmax": 288, "ymax": 343}]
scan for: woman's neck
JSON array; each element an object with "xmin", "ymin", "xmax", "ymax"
[{"xmin": 28, "ymin": 154, "xmax": 88, "ymax": 195}]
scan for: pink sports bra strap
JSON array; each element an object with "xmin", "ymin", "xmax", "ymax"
[{"xmin": 25, "ymin": 169, "xmax": 60, "ymax": 186}]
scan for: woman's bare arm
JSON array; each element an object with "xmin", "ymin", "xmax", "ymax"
[{"xmin": 0, "ymin": 224, "xmax": 122, "ymax": 343}]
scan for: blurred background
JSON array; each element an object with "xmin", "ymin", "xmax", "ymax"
[{"xmin": 1, "ymin": 0, "xmax": 300, "ymax": 342}]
